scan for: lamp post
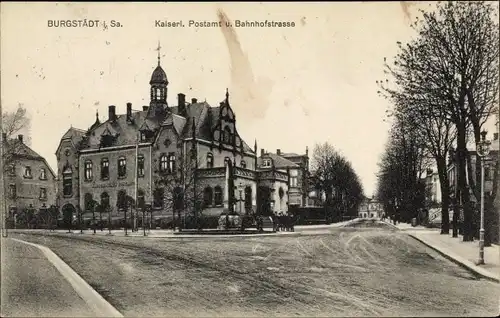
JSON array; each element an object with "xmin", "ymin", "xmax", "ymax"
[{"xmin": 476, "ymin": 130, "xmax": 491, "ymax": 265}]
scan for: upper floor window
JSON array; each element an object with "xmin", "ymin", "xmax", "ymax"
[
  {"xmin": 262, "ymin": 159, "xmax": 272, "ymax": 168},
  {"xmin": 206, "ymin": 153, "xmax": 214, "ymax": 168},
  {"xmin": 156, "ymin": 88, "xmax": 162, "ymax": 100},
  {"xmin": 160, "ymin": 154, "xmax": 168, "ymax": 173},
  {"xmin": 84, "ymin": 160, "xmax": 93, "ymax": 181},
  {"xmin": 223, "ymin": 126, "xmax": 232, "ymax": 144},
  {"xmin": 118, "ymin": 157, "xmax": 127, "ymax": 178},
  {"xmin": 168, "ymin": 153, "xmax": 176, "ymax": 173},
  {"xmin": 100, "ymin": 192, "xmax": 110, "ymax": 210},
  {"xmin": 290, "ymin": 169, "xmax": 298, "ymax": 187},
  {"xmin": 101, "ymin": 158, "xmax": 109, "ymax": 180},
  {"xmin": 39, "ymin": 188, "xmax": 47, "ymax": 200},
  {"xmin": 224, "ymin": 157, "xmax": 231, "ymax": 167},
  {"xmin": 8, "ymin": 164, "xmax": 15, "ymax": 176},
  {"xmin": 40, "ymin": 168, "xmax": 47, "ymax": 180},
  {"xmin": 140, "ymin": 131, "xmax": 147, "ymax": 142},
  {"xmin": 9, "ymin": 184, "xmax": 16, "ymax": 199},
  {"xmin": 24, "ymin": 166, "xmax": 32, "ymax": 179},
  {"xmin": 62, "ymin": 168, "xmax": 73, "ymax": 196},
  {"xmin": 138, "ymin": 155, "xmax": 145, "ymax": 177},
  {"xmin": 240, "ymin": 160, "xmax": 246, "ymax": 169}
]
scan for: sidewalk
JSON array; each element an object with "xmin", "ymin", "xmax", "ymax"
[{"xmin": 393, "ymin": 222, "xmax": 499, "ymax": 282}]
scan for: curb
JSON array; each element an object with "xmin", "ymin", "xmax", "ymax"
[
  {"xmin": 10, "ymin": 238, "xmax": 124, "ymax": 317},
  {"xmin": 407, "ymin": 234, "xmax": 500, "ymax": 284}
]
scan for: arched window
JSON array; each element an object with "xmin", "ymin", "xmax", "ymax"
[
  {"xmin": 62, "ymin": 166, "xmax": 73, "ymax": 196},
  {"xmin": 214, "ymin": 186, "xmax": 223, "ymax": 206},
  {"xmin": 84, "ymin": 193, "xmax": 94, "ymax": 212},
  {"xmin": 117, "ymin": 190, "xmax": 127, "ymax": 210},
  {"xmin": 203, "ymin": 187, "xmax": 213, "ymax": 207},
  {"xmin": 206, "ymin": 153, "xmax": 214, "ymax": 168},
  {"xmin": 137, "ymin": 155, "xmax": 145, "ymax": 177},
  {"xmin": 173, "ymin": 187, "xmax": 184, "ymax": 211},
  {"xmin": 168, "ymin": 154, "xmax": 176, "ymax": 173},
  {"xmin": 84, "ymin": 160, "xmax": 93, "ymax": 181},
  {"xmin": 40, "ymin": 168, "xmax": 47, "ymax": 180},
  {"xmin": 223, "ymin": 126, "xmax": 232, "ymax": 143},
  {"xmin": 156, "ymin": 88, "xmax": 162, "ymax": 100},
  {"xmin": 240, "ymin": 160, "xmax": 246, "ymax": 169},
  {"xmin": 100, "ymin": 192, "xmax": 110, "ymax": 210},
  {"xmin": 153, "ymin": 188, "xmax": 164, "ymax": 208},
  {"xmin": 245, "ymin": 186, "xmax": 252, "ymax": 209},
  {"xmin": 118, "ymin": 157, "xmax": 127, "ymax": 178},
  {"xmin": 160, "ymin": 154, "xmax": 168, "ymax": 172},
  {"xmin": 224, "ymin": 157, "xmax": 231, "ymax": 167},
  {"xmin": 137, "ymin": 189, "xmax": 145, "ymax": 210},
  {"xmin": 101, "ymin": 158, "xmax": 109, "ymax": 180}
]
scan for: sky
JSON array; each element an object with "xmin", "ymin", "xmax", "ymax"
[{"xmin": 1, "ymin": 2, "xmax": 497, "ymax": 196}]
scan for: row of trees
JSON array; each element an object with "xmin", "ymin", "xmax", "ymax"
[
  {"xmin": 377, "ymin": 1, "xmax": 499, "ymax": 243},
  {"xmin": 310, "ymin": 142, "xmax": 365, "ymax": 218}
]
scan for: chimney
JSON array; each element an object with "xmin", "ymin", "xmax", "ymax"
[
  {"xmin": 126, "ymin": 102, "xmax": 132, "ymax": 119},
  {"xmin": 261, "ymin": 149, "xmax": 265, "ymax": 157},
  {"xmin": 18, "ymin": 134, "xmax": 24, "ymax": 143},
  {"xmin": 276, "ymin": 149, "xmax": 281, "ymax": 155},
  {"xmin": 494, "ymin": 132, "xmax": 499, "ymax": 141},
  {"xmin": 306, "ymin": 146, "xmax": 309, "ymax": 156},
  {"xmin": 142, "ymin": 106, "xmax": 149, "ymax": 111},
  {"xmin": 191, "ymin": 98, "xmax": 197, "ymax": 104},
  {"xmin": 178, "ymin": 93, "xmax": 186, "ymax": 116},
  {"xmin": 108, "ymin": 105, "xmax": 116, "ymax": 121}
]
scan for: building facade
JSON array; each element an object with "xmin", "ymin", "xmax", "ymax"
[
  {"xmin": 3, "ymin": 134, "xmax": 57, "ymax": 219},
  {"xmin": 358, "ymin": 196, "xmax": 383, "ymax": 218},
  {"xmin": 55, "ymin": 55, "xmax": 309, "ymax": 223}
]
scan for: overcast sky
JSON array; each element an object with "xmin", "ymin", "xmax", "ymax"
[{"xmin": 1, "ymin": 2, "xmax": 496, "ymax": 196}]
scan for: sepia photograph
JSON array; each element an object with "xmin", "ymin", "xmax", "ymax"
[{"xmin": 1, "ymin": 1, "xmax": 499, "ymax": 317}]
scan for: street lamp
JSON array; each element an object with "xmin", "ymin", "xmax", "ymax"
[{"xmin": 476, "ymin": 130, "xmax": 491, "ymax": 265}]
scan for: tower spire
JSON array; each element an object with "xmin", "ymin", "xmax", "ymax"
[
  {"xmin": 156, "ymin": 40, "xmax": 161, "ymax": 66},
  {"xmin": 225, "ymin": 88, "xmax": 229, "ymax": 102}
]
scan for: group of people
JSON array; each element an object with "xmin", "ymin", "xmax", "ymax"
[{"xmin": 272, "ymin": 212, "xmax": 295, "ymax": 232}]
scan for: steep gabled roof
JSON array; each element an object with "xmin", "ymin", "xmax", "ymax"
[{"xmin": 258, "ymin": 152, "xmax": 299, "ymax": 169}]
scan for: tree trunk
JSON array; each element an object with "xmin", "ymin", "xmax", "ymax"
[{"xmin": 456, "ymin": 122, "xmax": 474, "ymax": 241}]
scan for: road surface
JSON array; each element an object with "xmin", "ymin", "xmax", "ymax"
[
  {"xmin": 1, "ymin": 237, "xmax": 95, "ymax": 317},
  {"xmin": 7, "ymin": 222, "xmax": 500, "ymax": 317}
]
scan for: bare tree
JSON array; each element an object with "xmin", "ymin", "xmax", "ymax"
[
  {"xmin": 1, "ymin": 105, "xmax": 31, "ymax": 171},
  {"xmin": 379, "ymin": 1, "xmax": 499, "ymax": 241},
  {"xmin": 311, "ymin": 142, "xmax": 364, "ymax": 218}
]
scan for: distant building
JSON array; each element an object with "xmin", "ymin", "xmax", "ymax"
[
  {"xmin": 2, "ymin": 134, "xmax": 57, "ymax": 219},
  {"xmin": 358, "ymin": 196, "xmax": 383, "ymax": 218},
  {"xmin": 424, "ymin": 168, "xmax": 442, "ymax": 205}
]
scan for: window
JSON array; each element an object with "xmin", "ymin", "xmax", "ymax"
[
  {"xmin": 153, "ymin": 188, "xmax": 165, "ymax": 208},
  {"xmin": 138, "ymin": 155, "xmax": 145, "ymax": 177},
  {"xmin": 214, "ymin": 186, "xmax": 223, "ymax": 206},
  {"xmin": 173, "ymin": 187, "xmax": 184, "ymax": 211},
  {"xmin": 100, "ymin": 192, "xmax": 110, "ymax": 210},
  {"xmin": 117, "ymin": 190, "xmax": 127, "ymax": 210},
  {"xmin": 84, "ymin": 193, "xmax": 94, "ymax": 212},
  {"xmin": 263, "ymin": 159, "xmax": 271, "ymax": 168},
  {"xmin": 160, "ymin": 154, "xmax": 168, "ymax": 173},
  {"xmin": 244, "ymin": 186, "xmax": 252, "ymax": 209},
  {"xmin": 9, "ymin": 184, "xmax": 16, "ymax": 199},
  {"xmin": 8, "ymin": 165, "xmax": 15, "ymax": 176},
  {"xmin": 24, "ymin": 166, "xmax": 32, "ymax": 178},
  {"xmin": 40, "ymin": 168, "xmax": 47, "ymax": 180},
  {"xmin": 223, "ymin": 126, "xmax": 232, "ymax": 143},
  {"xmin": 39, "ymin": 188, "xmax": 47, "ymax": 200},
  {"xmin": 118, "ymin": 157, "xmax": 127, "ymax": 178},
  {"xmin": 84, "ymin": 160, "xmax": 93, "ymax": 181},
  {"xmin": 101, "ymin": 158, "xmax": 109, "ymax": 180},
  {"xmin": 203, "ymin": 187, "xmax": 213, "ymax": 207},
  {"xmin": 224, "ymin": 157, "xmax": 231, "ymax": 167},
  {"xmin": 240, "ymin": 160, "xmax": 246, "ymax": 169},
  {"xmin": 63, "ymin": 168, "xmax": 73, "ymax": 196},
  {"xmin": 137, "ymin": 190, "xmax": 146, "ymax": 210},
  {"xmin": 290, "ymin": 169, "xmax": 298, "ymax": 187},
  {"xmin": 206, "ymin": 153, "xmax": 214, "ymax": 168},
  {"xmin": 168, "ymin": 153, "xmax": 176, "ymax": 173},
  {"xmin": 156, "ymin": 88, "xmax": 161, "ymax": 100},
  {"xmin": 140, "ymin": 131, "xmax": 146, "ymax": 142}
]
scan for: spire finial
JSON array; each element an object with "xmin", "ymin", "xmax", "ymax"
[
  {"xmin": 225, "ymin": 88, "xmax": 229, "ymax": 101},
  {"xmin": 156, "ymin": 40, "xmax": 162, "ymax": 66},
  {"xmin": 96, "ymin": 109, "xmax": 99, "ymax": 121}
]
